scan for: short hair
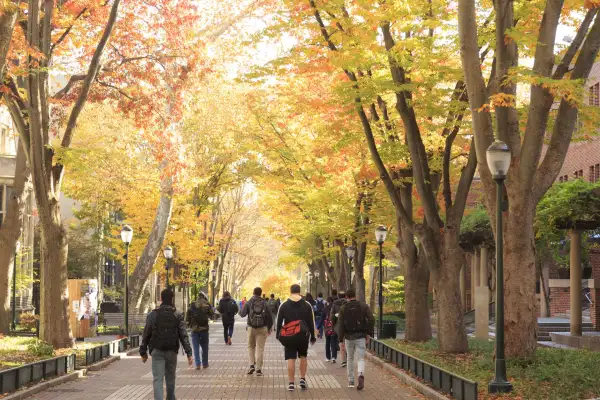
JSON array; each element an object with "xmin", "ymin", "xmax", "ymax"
[
  {"xmin": 223, "ymin": 291, "xmax": 230, "ymax": 297},
  {"xmin": 346, "ymin": 288, "xmax": 356, "ymax": 298},
  {"xmin": 161, "ymin": 289, "xmax": 174, "ymax": 306},
  {"xmin": 327, "ymin": 296, "xmax": 334, "ymax": 303},
  {"xmin": 290, "ymin": 284, "xmax": 301, "ymax": 294},
  {"xmin": 317, "ymin": 292, "xmax": 323, "ymax": 297},
  {"xmin": 332, "ymin": 289, "xmax": 338, "ymax": 296},
  {"xmin": 253, "ymin": 287, "xmax": 262, "ymax": 296},
  {"xmin": 270, "ymin": 294, "xmax": 275, "ymax": 298}
]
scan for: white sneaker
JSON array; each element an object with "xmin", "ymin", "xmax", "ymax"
[{"xmin": 325, "ymin": 358, "xmax": 331, "ymax": 362}]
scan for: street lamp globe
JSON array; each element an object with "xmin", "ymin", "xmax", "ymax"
[
  {"xmin": 15, "ymin": 240, "xmax": 21, "ymax": 254},
  {"xmin": 345, "ymin": 245, "xmax": 356, "ymax": 260},
  {"xmin": 163, "ymin": 246, "xmax": 173, "ymax": 260},
  {"xmin": 486, "ymin": 141, "xmax": 511, "ymax": 180},
  {"xmin": 314, "ymin": 271, "xmax": 320, "ymax": 278},
  {"xmin": 120, "ymin": 225, "xmax": 133, "ymax": 245},
  {"xmin": 375, "ymin": 225, "xmax": 388, "ymax": 244}
]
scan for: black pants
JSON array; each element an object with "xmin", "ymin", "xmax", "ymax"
[
  {"xmin": 223, "ymin": 322, "xmax": 234, "ymax": 342},
  {"xmin": 326, "ymin": 334, "xmax": 339, "ymax": 360}
]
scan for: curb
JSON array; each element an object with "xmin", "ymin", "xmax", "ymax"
[
  {"xmin": 126, "ymin": 346, "xmax": 140, "ymax": 356},
  {"xmin": 2, "ymin": 370, "xmax": 85, "ymax": 400},
  {"xmin": 365, "ymin": 352, "xmax": 450, "ymax": 400},
  {"xmin": 86, "ymin": 355, "xmax": 120, "ymax": 372}
]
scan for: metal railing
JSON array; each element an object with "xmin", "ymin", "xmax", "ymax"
[
  {"xmin": 368, "ymin": 339, "xmax": 478, "ymax": 400},
  {"xmin": 0, "ymin": 353, "xmax": 76, "ymax": 395}
]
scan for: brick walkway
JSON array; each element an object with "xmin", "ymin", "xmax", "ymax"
[{"xmin": 26, "ymin": 319, "xmax": 421, "ymax": 400}]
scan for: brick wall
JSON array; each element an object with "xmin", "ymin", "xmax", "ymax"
[
  {"xmin": 591, "ymin": 288, "xmax": 600, "ymax": 330},
  {"xmin": 591, "ymin": 249, "xmax": 600, "ymax": 280},
  {"xmin": 550, "ymin": 287, "xmax": 570, "ymax": 316}
]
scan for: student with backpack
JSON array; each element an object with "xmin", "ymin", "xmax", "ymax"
[
  {"xmin": 240, "ymin": 287, "xmax": 273, "ymax": 377},
  {"xmin": 323, "ymin": 296, "xmax": 338, "ymax": 362},
  {"xmin": 338, "ymin": 288, "xmax": 375, "ymax": 390},
  {"xmin": 314, "ymin": 292, "xmax": 326, "ymax": 338},
  {"xmin": 267, "ymin": 293, "xmax": 279, "ymax": 322},
  {"xmin": 217, "ymin": 291, "xmax": 239, "ymax": 345},
  {"xmin": 330, "ymin": 290, "xmax": 348, "ymax": 367},
  {"xmin": 276, "ymin": 284, "xmax": 316, "ymax": 392},
  {"xmin": 140, "ymin": 289, "xmax": 193, "ymax": 400},
  {"xmin": 185, "ymin": 292, "xmax": 214, "ymax": 370}
]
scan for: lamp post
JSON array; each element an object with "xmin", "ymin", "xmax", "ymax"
[
  {"xmin": 120, "ymin": 225, "xmax": 133, "ymax": 338},
  {"xmin": 345, "ymin": 245, "xmax": 356, "ymax": 290},
  {"xmin": 314, "ymin": 271, "xmax": 320, "ymax": 295},
  {"xmin": 307, "ymin": 271, "xmax": 312, "ymax": 294},
  {"xmin": 375, "ymin": 225, "xmax": 387, "ymax": 339},
  {"xmin": 486, "ymin": 141, "xmax": 513, "ymax": 394},
  {"xmin": 163, "ymin": 246, "xmax": 173, "ymax": 289},
  {"xmin": 211, "ymin": 269, "xmax": 217, "ymax": 306},
  {"xmin": 11, "ymin": 241, "xmax": 21, "ymax": 331}
]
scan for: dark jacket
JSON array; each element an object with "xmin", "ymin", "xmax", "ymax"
[
  {"xmin": 337, "ymin": 299, "xmax": 375, "ymax": 341},
  {"xmin": 330, "ymin": 297, "xmax": 347, "ymax": 332},
  {"xmin": 140, "ymin": 304, "xmax": 192, "ymax": 357},
  {"xmin": 240, "ymin": 295, "xmax": 273, "ymax": 330},
  {"xmin": 276, "ymin": 294, "xmax": 316, "ymax": 342},
  {"xmin": 186, "ymin": 299, "xmax": 214, "ymax": 332},
  {"xmin": 217, "ymin": 295, "xmax": 239, "ymax": 325}
]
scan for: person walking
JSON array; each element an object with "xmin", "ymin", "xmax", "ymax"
[
  {"xmin": 323, "ymin": 296, "xmax": 338, "ymax": 363},
  {"xmin": 314, "ymin": 292, "xmax": 326, "ymax": 338},
  {"xmin": 240, "ymin": 287, "xmax": 273, "ymax": 377},
  {"xmin": 338, "ymin": 289, "xmax": 375, "ymax": 390},
  {"xmin": 330, "ymin": 290, "xmax": 348, "ymax": 367},
  {"xmin": 276, "ymin": 284, "xmax": 316, "ymax": 392},
  {"xmin": 186, "ymin": 292, "xmax": 214, "ymax": 369},
  {"xmin": 217, "ymin": 291, "xmax": 239, "ymax": 345},
  {"xmin": 267, "ymin": 293, "xmax": 279, "ymax": 323},
  {"xmin": 140, "ymin": 288, "xmax": 193, "ymax": 400}
]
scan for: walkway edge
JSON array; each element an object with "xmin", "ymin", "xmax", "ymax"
[
  {"xmin": 2, "ymin": 370, "xmax": 85, "ymax": 400},
  {"xmin": 86, "ymin": 355, "xmax": 120, "ymax": 371},
  {"xmin": 365, "ymin": 352, "xmax": 450, "ymax": 400}
]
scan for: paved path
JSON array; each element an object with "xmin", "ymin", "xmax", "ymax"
[{"xmin": 26, "ymin": 320, "xmax": 422, "ymax": 400}]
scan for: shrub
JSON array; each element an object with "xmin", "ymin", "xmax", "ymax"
[
  {"xmin": 26, "ymin": 340, "xmax": 55, "ymax": 357},
  {"xmin": 19, "ymin": 313, "xmax": 38, "ymax": 331}
]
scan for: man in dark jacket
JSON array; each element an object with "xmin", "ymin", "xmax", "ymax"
[
  {"xmin": 330, "ymin": 291, "xmax": 348, "ymax": 367},
  {"xmin": 338, "ymin": 288, "xmax": 375, "ymax": 390},
  {"xmin": 217, "ymin": 291, "xmax": 239, "ymax": 345},
  {"xmin": 140, "ymin": 288, "xmax": 192, "ymax": 400},
  {"xmin": 185, "ymin": 292, "xmax": 214, "ymax": 369},
  {"xmin": 240, "ymin": 287, "xmax": 273, "ymax": 376},
  {"xmin": 276, "ymin": 284, "xmax": 316, "ymax": 392}
]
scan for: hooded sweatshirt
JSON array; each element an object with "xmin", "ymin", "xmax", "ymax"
[
  {"xmin": 276, "ymin": 294, "xmax": 316, "ymax": 342},
  {"xmin": 218, "ymin": 294, "xmax": 239, "ymax": 325}
]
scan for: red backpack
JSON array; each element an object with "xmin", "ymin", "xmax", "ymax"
[
  {"xmin": 278, "ymin": 320, "xmax": 309, "ymax": 347},
  {"xmin": 324, "ymin": 318, "xmax": 335, "ymax": 336}
]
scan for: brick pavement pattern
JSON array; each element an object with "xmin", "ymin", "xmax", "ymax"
[{"xmin": 25, "ymin": 318, "xmax": 421, "ymax": 400}]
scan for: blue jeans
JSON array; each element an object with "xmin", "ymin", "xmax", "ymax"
[
  {"xmin": 151, "ymin": 349, "xmax": 178, "ymax": 400},
  {"xmin": 316, "ymin": 315, "xmax": 324, "ymax": 337},
  {"xmin": 191, "ymin": 331, "xmax": 209, "ymax": 367},
  {"xmin": 223, "ymin": 323, "xmax": 234, "ymax": 343},
  {"xmin": 325, "ymin": 334, "xmax": 338, "ymax": 360},
  {"xmin": 345, "ymin": 338, "xmax": 366, "ymax": 383}
]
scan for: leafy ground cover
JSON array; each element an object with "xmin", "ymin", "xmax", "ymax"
[
  {"xmin": 383, "ymin": 338, "xmax": 600, "ymax": 400},
  {"xmin": 0, "ymin": 335, "xmax": 104, "ymax": 371}
]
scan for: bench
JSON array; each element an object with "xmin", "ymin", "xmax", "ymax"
[{"xmin": 103, "ymin": 313, "xmax": 147, "ymax": 332}]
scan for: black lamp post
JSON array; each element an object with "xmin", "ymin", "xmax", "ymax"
[
  {"xmin": 163, "ymin": 246, "xmax": 174, "ymax": 306},
  {"xmin": 120, "ymin": 225, "xmax": 133, "ymax": 338},
  {"xmin": 211, "ymin": 269, "xmax": 217, "ymax": 306},
  {"xmin": 11, "ymin": 241, "xmax": 20, "ymax": 331},
  {"xmin": 314, "ymin": 271, "xmax": 320, "ymax": 295},
  {"xmin": 486, "ymin": 141, "xmax": 513, "ymax": 394},
  {"xmin": 345, "ymin": 245, "xmax": 355, "ymax": 291},
  {"xmin": 375, "ymin": 225, "xmax": 387, "ymax": 339},
  {"xmin": 307, "ymin": 271, "xmax": 312, "ymax": 294}
]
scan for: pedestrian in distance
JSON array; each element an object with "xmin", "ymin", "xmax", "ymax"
[
  {"xmin": 338, "ymin": 288, "xmax": 375, "ymax": 390},
  {"xmin": 240, "ymin": 287, "xmax": 273, "ymax": 377},
  {"xmin": 276, "ymin": 284, "xmax": 316, "ymax": 392},
  {"xmin": 330, "ymin": 290, "xmax": 348, "ymax": 367},
  {"xmin": 140, "ymin": 288, "xmax": 193, "ymax": 400},
  {"xmin": 314, "ymin": 292, "xmax": 326, "ymax": 338},
  {"xmin": 241, "ymin": 297, "xmax": 247, "ymax": 309},
  {"xmin": 267, "ymin": 293, "xmax": 279, "ymax": 323},
  {"xmin": 217, "ymin": 291, "xmax": 239, "ymax": 345},
  {"xmin": 186, "ymin": 292, "xmax": 214, "ymax": 370},
  {"xmin": 323, "ymin": 296, "xmax": 338, "ymax": 363}
]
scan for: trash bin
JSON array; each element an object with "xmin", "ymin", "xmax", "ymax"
[{"xmin": 380, "ymin": 320, "xmax": 397, "ymax": 339}]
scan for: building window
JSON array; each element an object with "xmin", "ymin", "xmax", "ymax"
[
  {"xmin": 558, "ymin": 175, "xmax": 569, "ymax": 183},
  {"xmin": 574, "ymin": 170, "xmax": 584, "ymax": 179},
  {"xmin": 591, "ymin": 83, "xmax": 600, "ymax": 107},
  {"xmin": 591, "ymin": 164, "xmax": 600, "ymax": 183}
]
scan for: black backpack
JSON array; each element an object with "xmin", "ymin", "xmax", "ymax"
[
  {"xmin": 190, "ymin": 302, "xmax": 209, "ymax": 327},
  {"xmin": 151, "ymin": 307, "xmax": 180, "ymax": 351},
  {"xmin": 227, "ymin": 300, "xmax": 238, "ymax": 315},
  {"xmin": 342, "ymin": 301, "xmax": 367, "ymax": 333},
  {"xmin": 267, "ymin": 299, "xmax": 279, "ymax": 314},
  {"xmin": 249, "ymin": 299, "xmax": 267, "ymax": 328},
  {"xmin": 315, "ymin": 299, "xmax": 325, "ymax": 316}
]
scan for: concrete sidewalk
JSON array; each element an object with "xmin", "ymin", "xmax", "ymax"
[{"xmin": 25, "ymin": 320, "xmax": 421, "ymax": 400}]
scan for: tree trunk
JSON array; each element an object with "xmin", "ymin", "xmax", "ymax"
[
  {"xmin": 355, "ymin": 241, "xmax": 367, "ymax": 302},
  {"xmin": 39, "ymin": 204, "xmax": 72, "ymax": 348},
  {"xmin": 0, "ymin": 4, "xmax": 17, "ymax": 79},
  {"xmin": 129, "ymin": 176, "xmax": 174, "ymax": 309},
  {"xmin": 430, "ymin": 232, "xmax": 468, "ymax": 353},
  {"xmin": 503, "ymin": 199, "xmax": 538, "ymax": 357}
]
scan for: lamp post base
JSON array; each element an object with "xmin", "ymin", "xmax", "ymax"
[{"xmin": 488, "ymin": 380, "xmax": 513, "ymax": 393}]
